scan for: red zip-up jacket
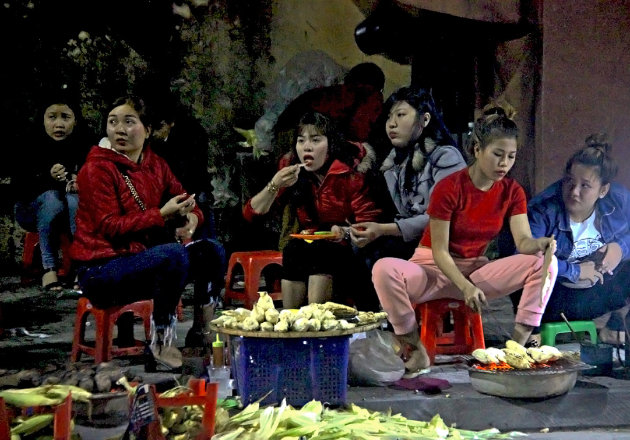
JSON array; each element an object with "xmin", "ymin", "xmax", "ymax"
[
  {"xmin": 70, "ymin": 145, "xmax": 203, "ymax": 262},
  {"xmin": 243, "ymin": 158, "xmax": 381, "ymax": 230}
]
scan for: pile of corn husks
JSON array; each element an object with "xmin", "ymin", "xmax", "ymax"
[{"xmin": 212, "ymin": 399, "xmax": 527, "ymax": 439}]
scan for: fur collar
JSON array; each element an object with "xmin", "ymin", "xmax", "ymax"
[
  {"xmin": 355, "ymin": 142, "xmax": 377, "ymax": 174},
  {"xmin": 380, "ymin": 138, "xmax": 437, "ymax": 172}
]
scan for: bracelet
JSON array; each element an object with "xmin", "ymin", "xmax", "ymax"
[{"xmin": 266, "ymin": 180, "xmax": 280, "ymax": 194}]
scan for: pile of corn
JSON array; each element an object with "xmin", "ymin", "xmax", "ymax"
[
  {"xmin": 212, "ymin": 399, "xmax": 527, "ymax": 439},
  {"xmin": 211, "ymin": 292, "xmax": 387, "ymax": 332},
  {"xmin": 0, "ymin": 384, "xmax": 91, "ymax": 439},
  {"xmin": 158, "ymin": 386, "xmax": 208, "ymax": 440}
]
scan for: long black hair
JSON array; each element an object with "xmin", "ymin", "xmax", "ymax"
[{"xmin": 382, "ymin": 87, "xmax": 458, "ymax": 190}]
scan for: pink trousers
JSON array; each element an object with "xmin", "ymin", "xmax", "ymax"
[{"xmin": 372, "ymin": 247, "xmax": 558, "ymax": 335}]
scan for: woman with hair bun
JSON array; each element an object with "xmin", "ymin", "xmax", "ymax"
[
  {"xmin": 528, "ymin": 133, "xmax": 630, "ymax": 345},
  {"xmin": 372, "ymin": 101, "xmax": 557, "ymax": 376}
]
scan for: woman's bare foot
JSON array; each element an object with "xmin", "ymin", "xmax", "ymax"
[
  {"xmin": 396, "ymin": 329, "xmax": 431, "ymax": 378},
  {"xmin": 42, "ymin": 270, "xmax": 63, "ymax": 292}
]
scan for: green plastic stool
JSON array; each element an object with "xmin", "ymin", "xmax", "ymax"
[{"xmin": 540, "ymin": 321, "xmax": 598, "ymax": 346}]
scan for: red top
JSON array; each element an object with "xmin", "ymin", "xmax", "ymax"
[
  {"xmin": 420, "ymin": 168, "xmax": 527, "ymax": 258},
  {"xmin": 71, "ymin": 145, "xmax": 203, "ymax": 261},
  {"xmin": 243, "ymin": 158, "xmax": 381, "ymax": 230}
]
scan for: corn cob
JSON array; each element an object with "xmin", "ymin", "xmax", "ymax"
[
  {"xmin": 10, "ymin": 414, "xmax": 54, "ymax": 436},
  {"xmin": 0, "ymin": 390, "xmax": 60, "ymax": 407}
]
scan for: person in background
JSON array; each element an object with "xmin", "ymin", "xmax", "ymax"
[
  {"xmin": 71, "ymin": 95, "xmax": 202, "ymax": 370},
  {"xmin": 275, "ymin": 62, "xmax": 385, "ymax": 143},
  {"xmin": 13, "ymin": 91, "xmax": 91, "ymax": 291},
  {"xmin": 150, "ymin": 97, "xmax": 227, "ymax": 348},
  {"xmin": 372, "ymin": 102, "xmax": 557, "ymax": 377},
  {"xmin": 243, "ymin": 111, "xmax": 382, "ymax": 308},
  {"xmin": 348, "ymin": 86, "xmax": 467, "ymax": 265},
  {"xmin": 528, "ymin": 134, "xmax": 630, "ymax": 346}
]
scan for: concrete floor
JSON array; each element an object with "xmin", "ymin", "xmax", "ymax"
[{"xmin": 1, "ymin": 275, "xmax": 630, "ymax": 439}]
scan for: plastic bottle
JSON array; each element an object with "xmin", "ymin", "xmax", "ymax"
[{"xmin": 212, "ymin": 334, "xmax": 224, "ymax": 367}]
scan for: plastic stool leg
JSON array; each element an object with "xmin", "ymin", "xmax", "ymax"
[
  {"xmin": 71, "ymin": 304, "xmax": 87, "ymax": 362},
  {"xmin": 470, "ymin": 313, "xmax": 486, "ymax": 350},
  {"xmin": 540, "ymin": 324, "xmax": 557, "ymax": 346},
  {"xmin": 419, "ymin": 304, "xmax": 438, "ymax": 364},
  {"xmin": 243, "ymin": 267, "xmax": 261, "ymax": 309}
]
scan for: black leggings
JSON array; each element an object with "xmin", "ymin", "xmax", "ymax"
[
  {"xmin": 282, "ymin": 239, "xmax": 379, "ymax": 310},
  {"xmin": 541, "ymin": 261, "xmax": 630, "ymax": 329}
]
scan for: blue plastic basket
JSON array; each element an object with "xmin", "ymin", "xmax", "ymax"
[{"xmin": 231, "ymin": 335, "xmax": 349, "ymax": 406}]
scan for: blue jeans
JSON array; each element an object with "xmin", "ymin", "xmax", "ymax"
[
  {"xmin": 76, "ymin": 243, "xmax": 189, "ymax": 326},
  {"xmin": 15, "ymin": 190, "xmax": 78, "ymax": 271}
]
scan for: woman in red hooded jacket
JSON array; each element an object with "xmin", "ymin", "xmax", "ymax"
[
  {"xmin": 70, "ymin": 96, "xmax": 203, "ymax": 370},
  {"xmin": 243, "ymin": 111, "xmax": 381, "ymax": 308}
]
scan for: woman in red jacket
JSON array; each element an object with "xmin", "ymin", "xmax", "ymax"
[
  {"xmin": 243, "ymin": 112, "xmax": 381, "ymax": 308},
  {"xmin": 70, "ymin": 96, "xmax": 203, "ymax": 370}
]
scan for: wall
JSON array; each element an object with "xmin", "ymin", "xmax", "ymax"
[
  {"xmin": 538, "ymin": 0, "xmax": 630, "ymax": 192},
  {"xmin": 270, "ymin": 0, "xmax": 411, "ymax": 97}
]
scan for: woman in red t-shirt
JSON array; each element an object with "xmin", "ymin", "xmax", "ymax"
[{"xmin": 372, "ymin": 102, "xmax": 557, "ymax": 377}]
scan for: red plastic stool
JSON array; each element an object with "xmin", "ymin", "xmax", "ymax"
[
  {"xmin": 417, "ymin": 298, "xmax": 485, "ymax": 365},
  {"xmin": 21, "ymin": 231, "xmax": 73, "ymax": 284},
  {"xmin": 71, "ymin": 297, "xmax": 153, "ymax": 364},
  {"xmin": 224, "ymin": 250, "xmax": 283, "ymax": 309}
]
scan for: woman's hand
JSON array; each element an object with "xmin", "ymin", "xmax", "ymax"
[
  {"xmin": 462, "ymin": 283, "xmax": 488, "ymax": 313},
  {"xmin": 331, "ymin": 225, "xmax": 348, "ymax": 243},
  {"xmin": 579, "ymin": 261, "xmax": 604, "ymax": 285},
  {"xmin": 160, "ymin": 193, "xmax": 195, "ymax": 219},
  {"xmin": 597, "ymin": 242, "xmax": 622, "ymax": 275},
  {"xmin": 175, "ymin": 212, "xmax": 199, "ymax": 243},
  {"xmin": 536, "ymin": 236, "xmax": 557, "ymax": 254},
  {"xmin": 50, "ymin": 163, "xmax": 68, "ymax": 182},
  {"xmin": 250, "ymin": 164, "xmax": 303, "ymax": 216},
  {"xmin": 272, "ymin": 164, "xmax": 303, "ymax": 190},
  {"xmin": 66, "ymin": 173, "xmax": 78, "ymax": 193},
  {"xmin": 349, "ymin": 222, "xmax": 379, "ymax": 248}
]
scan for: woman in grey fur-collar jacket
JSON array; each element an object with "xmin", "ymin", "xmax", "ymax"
[{"xmin": 350, "ymin": 87, "xmax": 466, "ymax": 259}]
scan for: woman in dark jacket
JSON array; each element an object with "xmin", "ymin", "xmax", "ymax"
[
  {"xmin": 14, "ymin": 94, "xmax": 91, "ymax": 291},
  {"xmin": 71, "ymin": 95, "xmax": 203, "ymax": 369},
  {"xmin": 243, "ymin": 111, "xmax": 381, "ymax": 308}
]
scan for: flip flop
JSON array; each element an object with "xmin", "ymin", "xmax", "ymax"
[{"xmin": 42, "ymin": 270, "xmax": 63, "ymax": 292}]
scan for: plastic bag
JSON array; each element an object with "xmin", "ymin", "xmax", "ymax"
[{"xmin": 348, "ymin": 329, "xmax": 405, "ymax": 386}]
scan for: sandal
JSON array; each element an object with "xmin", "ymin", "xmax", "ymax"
[
  {"xmin": 42, "ymin": 270, "xmax": 63, "ymax": 292},
  {"xmin": 598, "ymin": 327, "xmax": 625, "ymax": 346},
  {"xmin": 145, "ymin": 342, "xmax": 183, "ymax": 372}
]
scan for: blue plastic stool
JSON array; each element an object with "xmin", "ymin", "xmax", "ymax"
[{"xmin": 540, "ymin": 321, "xmax": 598, "ymax": 346}]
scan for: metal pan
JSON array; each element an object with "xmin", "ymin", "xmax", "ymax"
[{"xmin": 467, "ymin": 356, "xmax": 594, "ymax": 399}]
